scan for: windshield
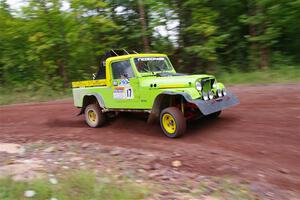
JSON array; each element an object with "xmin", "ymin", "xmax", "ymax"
[{"xmin": 134, "ymin": 57, "xmax": 173, "ymax": 73}]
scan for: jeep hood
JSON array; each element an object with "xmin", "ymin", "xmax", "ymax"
[{"xmin": 139, "ymin": 74, "xmax": 215, "ymax": 89}]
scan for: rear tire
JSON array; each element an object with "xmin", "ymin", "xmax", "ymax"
[
  {"xmin": 160, "ymin": 107, "xmax": 186, "ymax": 138},
  {"xmin": 84, "ymin": 103, "xmax": 106, "ymax": 128}
]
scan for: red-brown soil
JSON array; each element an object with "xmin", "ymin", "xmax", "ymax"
[{"xmin": 1, "ymin": 84, "xmax": 299, "ymax": 192}]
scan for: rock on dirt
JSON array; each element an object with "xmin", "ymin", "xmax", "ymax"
[
  {"xmin": 148, "ymin": 172, "xmax": 161, "ymax": 178},
  {"xmin": 81, "ymin": 143, "xmax": 90, "ymax": 149},
  {"xmin": 0, "ymin": 143, "xmax": 25, "ymax": 154},
  {"xmin": 110, "ymin": 149, "xmax": 122, "ymax": 156},
  {"xmin": 278, "ymin": 168, "xmax": 289, "ymax": 174},
  {"xmin": 49, "ymin": 177, "xmax": 58, "ymax": 185},
  {"xmin": 44, "ymin": 146, "xmax": 55, "ymax": 153},
  {"xmin": 62, "ymin": 166, "xmax": 70, "ymax": 170},
  {"xmin": 24, "ymin": 190, "xmax": 36, "ymax": 198},
  {"xmin": 171, "ymin": 160, "xmax": 182, "ymax": 168},
  {"xmin": 0, "ymin": 158, "xmax": 44, "ymax": 181},
  {"xmin": 203, "ymin": 196, "xmax": 220, "ymax": 200},
  {"xmin": 143, "ymin": 163, "xmax": 161, "ymax": 170},
  {"xmin": 69, "ymin": 156, "xmax": 82, "ymax": 162}
]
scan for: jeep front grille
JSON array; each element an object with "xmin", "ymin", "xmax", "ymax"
[{"xmin": 201, "ymin": 78, "xmax": 215, "ymax": 92}]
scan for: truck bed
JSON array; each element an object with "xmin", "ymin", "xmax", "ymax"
[{"xmin": 72, "ymin": 79, "xmax": 106, "ymax": 88}]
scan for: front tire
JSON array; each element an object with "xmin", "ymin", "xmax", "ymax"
[
  {"xmin": 206, "ymin": 111, "xmax": 222, "ymax": 119},
  {"xmin": 84, "ymin": 103, "xmax": 106, "ymax": 128},
  {"xmin": 160, "ymin": 107, "xmax": 186, "ymax": 138}
]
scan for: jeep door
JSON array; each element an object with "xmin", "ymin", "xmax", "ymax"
[{"xmin": 109, "ymin": 59, "xmax": 141, "ymax": 109}]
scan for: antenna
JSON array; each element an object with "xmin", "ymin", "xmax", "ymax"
[{"xmin": 133, "ymin": 50, "xmax": 138, "ymax": 54}]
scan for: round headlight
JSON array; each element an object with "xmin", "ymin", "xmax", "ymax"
[
  {"xmin": 202, "ymin": 92, "xmax": 209, "ymax": 101},
  {"xmin": 217, "ymin": 89, "xmax": 222, "ymax": 97},
  {"xmin": 222, "ymin": 88, "xmax": 227, "ymax": 96},
  {"xmin": 196, "ymin": 81, "xmax": 202, "ymax": 91},
  {"xmin": 212, "ymin": 82, "xmax": 217, "ymax": 88}
]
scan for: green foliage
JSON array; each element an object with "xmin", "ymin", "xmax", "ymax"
[
  {"xmin": 195, "ymin": 177, "xmax": 258, "ymax": 200},
  {"xmin": 0, "ymin": 0, "xmax": 119, "ymax": 89},
  {"xmin": 183, "ymin": 1, "xmax": 227, "ymax": 63},
  {"xmin": 0, "ymin": 86, "xmax": 71, "ymax": 105},
  {"xmin": 0, "ymin": 0, "xmax": 300, "ymax": 91},
  {"xmin": 0, "ymin": 171, "xmax": 148, "ymax": 200},
  {"xmin": 184, "ymin": 6, "xmax": 227, "ymax": 62},
  {"xmin": 216, "ymin": 66, "xmax": 300, "ymax": 84}
]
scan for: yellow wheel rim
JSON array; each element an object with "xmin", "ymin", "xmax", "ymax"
[
  {"xmin": 88, "ymin": 110, "xmax": 97, "ymax": 122},
  {"xmin": 162, "ymin": 113, "xmax": 176, "ymax": 134}
]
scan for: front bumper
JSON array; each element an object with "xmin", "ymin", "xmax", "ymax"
[{"xmin": 190, "ymin": 91, "xmax": 239, "ymax": 115}]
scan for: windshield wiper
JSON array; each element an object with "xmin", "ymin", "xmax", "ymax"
[
  {"xmin": 141, "ymin": 73, "xmax": 156, "ymax": 77},
  {"xmin": 144, "ymin": 65, "xmax": 155, "ymax": 76}
]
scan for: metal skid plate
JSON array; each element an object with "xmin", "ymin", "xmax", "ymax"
[{"xmin": 190, "ymin": 92, "xmax": 239, "ymax": 115}]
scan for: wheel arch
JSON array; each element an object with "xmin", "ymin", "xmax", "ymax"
[
  {"xmin": 147, "ymin": 92, "xmax": 192, "ymax": 123},
  {"xmin": 79, "ymin": 93, "xmax": 105, "ymax": 115}
]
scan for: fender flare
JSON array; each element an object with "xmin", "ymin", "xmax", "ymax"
[
  {"xmin": 147, "ymin": 91, "xmax": 239, "ymax": 123},
  {"xmin": 78, "ymin": 93, "xmax": 106, "ymax": 115},
  {"xmin": 147, "ymin": 91, "xmax": 192, "ymax": 123}
]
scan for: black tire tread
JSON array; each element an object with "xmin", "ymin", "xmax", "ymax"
[
  {"xmin": 206, "ymin": 111, "xmax": 222, "ymax": 119},
  {"xmin": 84, "ymin": 103, "xmax": 105, "ymax": 127},
  {"xmin": 160, "ymin": 107, "xmax": 186, "ymax": 138}
]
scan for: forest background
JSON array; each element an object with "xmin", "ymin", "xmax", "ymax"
[{"xmin": 1, "ymin": 0, "xmax": 299, "ymax": 104}]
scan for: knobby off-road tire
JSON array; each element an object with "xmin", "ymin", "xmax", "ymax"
[
  {"xmin": 206, "ymin": 111, "xmax": 222, "ymax": 119},
  {"xmin": 84, "ymin": 103, "xmax": 106, "ymax": 128},
  {"xmin": 160, "ymin": 107, "xmax": 186, "ymax": 138}
]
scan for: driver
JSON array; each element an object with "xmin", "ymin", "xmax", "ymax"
[{"xmin": 136, "ymin": 61, "xmax": 149, "ymax": 72}]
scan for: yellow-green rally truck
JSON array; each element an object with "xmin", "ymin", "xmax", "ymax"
[{"xmin": 72, "ymin": 50, "xmax": 239, "ymax": 138}]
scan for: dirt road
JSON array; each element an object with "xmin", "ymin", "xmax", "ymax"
[{"xmin": 1, "ymin": 84, "xmax": 299, "ymax": 192}]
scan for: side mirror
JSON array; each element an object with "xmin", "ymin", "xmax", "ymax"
[
  {"xmin": 92, "ymin": 73, "xmax": 96, "ymax": 80},
  {"xmin": 102, "ymin": 61, "xmax": 106, "ymax": 67}
]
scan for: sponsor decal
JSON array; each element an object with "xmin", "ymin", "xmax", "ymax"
[
  {"xmin": 120, "ymin": 78, "xmax": 130, "ymax": 85},
  {"xmin": 137, "ymin": 57, "xmax": 164, "ymax": 61},
  {"xmin": 113, "ymin": 79, "xmax": 134, "ymax": 99}
]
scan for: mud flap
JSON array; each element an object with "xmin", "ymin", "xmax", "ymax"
[
  {"xmin": 190, "ymin": 91, "xmax": 239, "ymax": 115},
  {"xmin": 147, "ymin": 112, "xmax": 157, "ymax": 124}
]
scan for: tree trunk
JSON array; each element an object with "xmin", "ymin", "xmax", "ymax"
[
  {"xmin": 259, "ymin": 47, "xmax": 269, "ymax": 69},
  {"xmin": 138, "ymin": 0, "xmax": 150, "ymax": 52},
  {"xmin": 176, "ymin": 0, "xmax": 189, "ymax": 49},
  {"xmin": 247, "ymin": 0, "xmax": 259, "ymax": 69},
  {"xmin": 248, "ymin": 0, "xmax": 269, "ymax": 69},
  {"xmin": 259, "ymin": 20, "xmax": 269, "ymax": 69}
]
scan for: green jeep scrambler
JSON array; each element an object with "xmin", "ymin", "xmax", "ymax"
[{"xmin": 72, "ymin": 50, "xmax": 239, "ymax": 138}]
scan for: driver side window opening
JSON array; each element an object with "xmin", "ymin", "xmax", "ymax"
[{"xmin": 111, "ymin": 60, "xmax": 135, "ymax": 79}]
